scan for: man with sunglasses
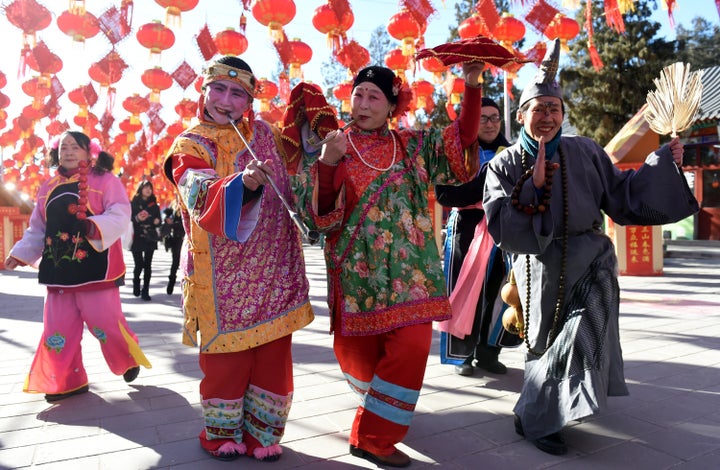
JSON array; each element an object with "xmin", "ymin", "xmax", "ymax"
[{"xmin": 436, "ymin": 97, "xmax": 516, "ymax": 377}]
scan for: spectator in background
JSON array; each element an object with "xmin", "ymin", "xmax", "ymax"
[
  {"xmin": 160, "ymin": 198, "xmax": 185, "ymax": 295},
  {"xmin": 435, "ymin": 96, "xmax": 518, "ymax": 377},
  {"xmin": 130, "ymin": 180, "xmax": 161, "ymax": 301}
]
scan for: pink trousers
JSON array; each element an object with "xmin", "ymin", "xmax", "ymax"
[{"xmin": 24, "ymin": 287, "xmax": 150, "ymax": 395}]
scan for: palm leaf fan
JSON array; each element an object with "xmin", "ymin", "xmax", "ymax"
[{"xmin": 643, "ymin": 62, "xmax": 703, "ymax": 137}]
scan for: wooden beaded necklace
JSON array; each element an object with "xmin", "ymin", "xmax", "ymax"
[{"xmin": 520, "ymin": 146, "xmax": 569, "ymax": 356}]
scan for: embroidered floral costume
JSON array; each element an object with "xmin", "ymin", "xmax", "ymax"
[
  {"xmin": 290, "ymin": 65, "xmax": 483, "ymax": 462},
  {"xmin": 164, "ymin": 71, "xmax": 313, "ymax": 460}
]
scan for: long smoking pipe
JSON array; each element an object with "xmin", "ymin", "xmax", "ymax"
[
  {"xmin": 217, "ymin": 111, "xmax": 320, "ymax": 245},
  {"xmin": 305, "ymin": 119, "xmax": 355, "ymax": 147}
]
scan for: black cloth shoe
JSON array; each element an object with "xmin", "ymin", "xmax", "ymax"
[
  {"xmin": 514, "ymin": 414, "xmax": 524, "ymax": 436},
  {"xmin": 141, "ymin": 289, "xmax": 151, "ymax": 301},
  {"xmin": 133, "ymin": 279, "xmax": 141, "ymax": 297},
  {"xmin": 123, "ymin": 366, "xmax": 140, "ymax": 383},
  {"xmin": 475, "ymin": 344, "xmax": 507, "ymax": 374},
  {"xmin": 454, "ymin": 363, "xmax": 474, "ymax": 376},
  {"xmin": 533, "ymin": 432, "xmax": 567, "ymax": 455},
  {"xmin": 45, "ymin": 384, "xmax": 89, "ymax": 402},
  {"xmin": 475, "ymin": 358, "xmax": 507, "ymax": 374},
  {"xmin": 515, "ymin": 414, "xmax": 568, "ymax": 455},
  {"xmin": 349, "ymin": 445, "xmax": 410, "ymax": 468},
  {"xmin": 454, "ymin": 356, "xmax": 474, "ymax": 376}
]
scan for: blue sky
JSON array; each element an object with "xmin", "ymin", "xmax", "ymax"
[{"xmin": 0, "ymin": 0, "xmax": 714, "ymax": 134}]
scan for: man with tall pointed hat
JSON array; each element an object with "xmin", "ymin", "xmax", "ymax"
[{"xmin": 483, "ymin": 39, "xmax": 698, "ymax": 455}]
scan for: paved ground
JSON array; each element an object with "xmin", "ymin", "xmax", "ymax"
[{"xmin": 1, "ymin": 244, "xmax": 719, "ymax": 469}]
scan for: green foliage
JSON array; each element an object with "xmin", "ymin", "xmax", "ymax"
[
  {"xmin": 674, "ymin": 18, "xmax": 720, "ymax": 70},
  {"xmin": 560, "ymin": 0, "xmax": 677, "ymax": 145},
  {"xmin": 369, "ymin": 25, "xmax": 398, "ymax": 67}
]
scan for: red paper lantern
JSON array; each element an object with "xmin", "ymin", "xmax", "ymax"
[
  {"xmin": 252, "ymin": 0, "xmax": 296, "ymax": 42},
  {"xmin": 287, "ymin": 38, "xmax": 312, "ymax": 79},
  {"xmin": 57, "ymin": 9, "xmax": 100, "ymax": 44},
  {"xmin": 88, "ymin": 50, "xmax": 127, "ymax": 88},
  {"xmin": 387, "ymin": 9, "xmax": 422, "ymax": 56},
  {"xmin": 22, "ymin": 104, "xmax": 46, "ymax": 120},
  {"xmin": 494, "ymin": 13, "xmax": 525, "ymax": 50},
  {"xmin": 46, "ymin": 120, "xmax": 69, "ymax": 137},
  {"xmin": 384, "ymin": 48, "xmax": 410, "ymax": 77},
  {"xmin": 5, "ymin": 0, "xmax": 52, "ymax": 46},
  {"xmin": 336, "ymin": 40, "xmax": 370, "ymax": 76},
  {"xmin": 141, "ymin": 67, "xmax": 173, "ymax": 102},
  {"xmin": 174, "ymin": 98, "xmax": 198, "ymax": 123},
  {"xmin": 166, "ymin": 120, "xmax": 185, "ymax": 137},
  {"xmin": 333, "ymin": 81, "xmax": 353, "ymax": 113},
  {"xmin": 123, "ymin": 94, "xmax": 150, "ymax": 125},
  {"xmin": 312, "ymin": 2, "xmax": 354, "ymax": 53},
  {"xmin": 214, "ymin": 28, "xmax": 248, "ymax": 56},
  {"xmin": 448, "ymin": 77, "xmax": 465, "ymax": 105},
  {"xmin": 155, "ymin": 0, "xmax": 199, "ymax": 27},
  {"xmin": 26, "ymin": 43, "xmax": 63, "ymax": 76},
  {"xmin": 136, "ymin": 21, "xmax": 175, "ymax": 61},
  {"xmin": 458, "ymin": 14, "xmax": 489, "ymax": 39},
  {"xmin": 421, "ymin": 57, "xmax": 448, "ymax": 84},
  {"xmin": 544, "ymin": 13, "xmax": 580, "ymax": 51},
  {"xmin": 255, "ymin": 78, "xmax": 278, "ymax": 112},
  {"xmin": 0, "ymin": 71, "xmax": 6, "ymax": 88},
  {"xmin": 0, "ymin": 92, "xmax": 10, "ymax": 109},
  {"xmin": 119, "ymin": 117, "xmax": 143, "ymax": 134},
  {"xmin": 412, "ymin": 79, "xmax": 435, "ymax": 113}
]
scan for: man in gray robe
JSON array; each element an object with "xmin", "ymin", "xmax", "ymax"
[{"xmin": 483, "ymin": 39, "xmax": 699, "ymax": 455}]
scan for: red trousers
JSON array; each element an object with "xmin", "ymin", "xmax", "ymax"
[
  {"xmin": 198, "ymin": 335, "xmax": 293, "ymax": 456},
  {"xmin": 333, "ymin": 322, "xmax": 432, "ymax": 456}
]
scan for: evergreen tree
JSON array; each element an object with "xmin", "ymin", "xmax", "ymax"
[
  {"xmin": 674, "ymin": 18, "xmax": 720, "ymax": 70},
  {"xmin": 560, "ymin": 0, "xmax": 676, "ymax": 145},
  {"xmin": 368, "ymin": 25, "xmax": 397, "ymax": 67}
]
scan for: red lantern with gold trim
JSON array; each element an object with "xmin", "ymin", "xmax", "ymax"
[
  {"xmin": 174, "ymin": 98, "xmax": 197, "ymax": 125},
  {"xmin": 287, "ymin": 38, "xmax": 312, "ymax": 79},
  {"xmin": 312, "ymin": 2, "xmax": 354, "ymax": 53},
  {"xmin": 256, "ymin": 78, "xmax": 279, "ymax": 112},
  {"xmin": 252, "ymin": 0, "xmax": 296, "ymax": 42},
  {"xmin": 412, "ymin": 79, "xmax": 435, "ymax": 113},
  {"xmin": 458, "ymin": 14, "xmax": 489, "ymax": 39},
  {"xmin": 333, "ymin": 81, "xmax": 353, "ymax": 113},
  {"xmin": 0, "ymin": 92, "xmax": 10, "ymax": 110},
  {"xmin": 494, "ymin": 13, "xmax": 525, "ymax": 50},
  {"xmin": 387, "ymin": 9, "xmax": 422, "ymax": 56},
  {"xmin": 123, "ymin": 94, "xmax": 150, "ymax": 127},
  {"xmin": 141, "ymin": 67, "xmax": 173, "ymax": 103},
  {"xmin": 137, "ymin": 21, "xmax": 175, "ymax": 62},
  {"xmin": 5, "ymin": 0, "xmax": 52, "ymax": 47},
  {"xmin": 214, "ymin": 28, "xmax": 248, "ymax": 56},
  {"xmin": 421, "ymin": 57, "xmax": 448, "ymax": 84},
  {"xmin": 336, "ymin": 40, "xmax": 370, "ymax": 76},
  {"xmin": 384, "ymin": 48, "xmax": 410, "ymax": 77},
  {"xmin": 57, "ymin": 9, "xmax": 100, "ymax": 44},
  {"xmin": 155, "ymin": 0, "xmax": 199, "ymax": 27},
  {"xmin": 544, "ymin": 13, "xmax": 579, "ymax": 51}
]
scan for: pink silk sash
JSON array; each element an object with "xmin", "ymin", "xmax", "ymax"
[{"xmin": 436, "ymin": 216, "xmax": 494, "ymax": 338}]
